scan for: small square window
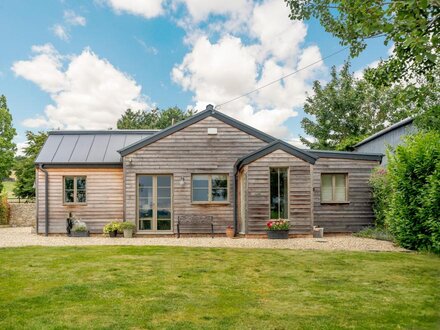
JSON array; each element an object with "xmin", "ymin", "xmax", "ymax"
[
  {"xmin": 64, "ymin": 176, "xmax": 87, "ymax": 204},
  {"xmin": 321, "ymin": 174, "xmax": 348, "ymax": 203},
  {"xmin": 192, "ymin": 174, "xmax": 228, "ymax": 203}
]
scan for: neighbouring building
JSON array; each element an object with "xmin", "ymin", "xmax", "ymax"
[
  {"xmin": 35, "ymin": 105, "xmax": 383, "ymax": 236},
  {"xmin": 354, "ymin": 117, "xmax": 416, "ymax": 165}
]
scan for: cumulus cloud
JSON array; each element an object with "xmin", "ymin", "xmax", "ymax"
[
  {"xmin": 52, "ymin": 24, "xmax": 69, "ymax": 41},
  {"xmin": 12, "ymin": 44, "xmax": 150, "ymax": 129},
  {"xmin": 172, "ymin": 0, "xmax": 326, "ymax": 140},
  {"xmin": 177, "ymin": 0, "xmax": 252, "ymax": 23},
  {"xmin": 104, "ymin": 0, "xmax": 164, "ymax": 19}
]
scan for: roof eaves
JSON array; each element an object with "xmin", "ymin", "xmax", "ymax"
[
  {"xmin": 118, "ymin": 105, "xmax": 277, "ymax": 157},
  {"xmin": 35, "ymin": 162, "xmax": 122, "ymax": 168},
  {"xmin": 308, "ymin": 149, "xmax": 383, "ymax": 161},
  {"xmin": 354, "ymin": 117, "xmax": 414, "ymax": 148},
  {"xmin": 236, "ymin": 140, "xmax": 318, "ymax": 169}
]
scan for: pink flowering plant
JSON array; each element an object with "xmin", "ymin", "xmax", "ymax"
[{"xmin": 266, "ymin": 219, "xmax": 290, "ymax": 231}]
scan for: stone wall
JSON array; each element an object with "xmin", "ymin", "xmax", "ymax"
[{"xmin": 9, "ymin": 203, "xmax": 36, "ymax": 227}]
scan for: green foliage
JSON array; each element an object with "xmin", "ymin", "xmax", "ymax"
[
  {"xmin": 285, "ymin": 0, "xmax": 439, "ymax": 85},
  {"xmin": 354, "ymin": 227, "xmax": 395, "ymax": 242},
  {"xmin": 117, "ymin": 107, "xmax": 195, "ymax": 129},
  {"xmin": 119, "ymin": 222, "xmax": 135, "ymax": 230},
  {"xmin": 301, "ymin": 63, "xmax": 410, "ymax": 150},
  {"xmin": 13, "ymin": 131, "xmax": 48, "ymax": 199},
  {"xmin": 0, "ymin": 95, "xmax": 17, "ymax": 191},
  {"xmin": 0, "ymin": 194, "xmax": 10, "ymax": 225},
  {"xmin": 386, "ymin": 131, "xmax": 440, "ymax": 253},
  {"xmin": 103, "ymin": 221, "xmax": 122, "ymax": 234},
  {"xmin": 369, "ymin": 167, "xmax": 392, "ymax": 227}
]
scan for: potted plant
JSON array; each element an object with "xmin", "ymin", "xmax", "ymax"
[
  {"xmin": 120, "ymin": 222, "xmax": 136, "ymax": 238},
  {"xmin": 103, "ymin": 222, "xmax": 120, "ymax": 237},
  {"xmin": 266, "ymin": 219, "xmax": 290, "ymax": 239},
  {"xmin": 71, "ymin": 223, "xmax": 89, "ymax": 237},
  {"xmin": 226, "ymin": 225, "xmax": 235, "ymax": 238}
]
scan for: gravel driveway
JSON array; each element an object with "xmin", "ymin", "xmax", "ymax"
[{"xmin": 0, "ymin": 227, "xmax": 405, "ymax": 251}]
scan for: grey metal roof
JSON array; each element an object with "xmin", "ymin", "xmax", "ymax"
[
  {"xmin": 36, "ymin": 130, "xmax": 159, "ymax": 165},
  {"xmin": 354, "ymin": 117, "xmax": 414, "ymax": 148}
]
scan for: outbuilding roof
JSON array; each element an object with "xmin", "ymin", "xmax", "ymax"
[
  {"xmin": 354, "ymin": 117, "xmax": 414, "ymax": 148},
  {"xmin": 35, "ymin": 130, "xmax": 158, "ymax": 166}
]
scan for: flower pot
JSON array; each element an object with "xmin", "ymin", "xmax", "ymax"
[
  {"xmin": 226, "ymin": 227, "xmax": 235, "ymax": 238},
  {"xmin": 267, "ymin": 230, "xmax": 289, "ymax": 239},
  {"xmin": 71, "ymin": 231, "xmax": 89, "ymax": 237},
  {"xmin": 123, "ymin": 229, "xmax": 133, "ymax": 238},
  {"xmin": 109, "ymin": 230, "xmax": 118, "ymax": 237}
]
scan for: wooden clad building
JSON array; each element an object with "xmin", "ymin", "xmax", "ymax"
[{"xmin": 35, "ymin": 105, "xmax": 382, "ymax": 236}]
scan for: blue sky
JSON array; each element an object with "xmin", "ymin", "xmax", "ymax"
[{"xmin": 0, "ymin": 0, "xmax": 390, "ymax": 151}]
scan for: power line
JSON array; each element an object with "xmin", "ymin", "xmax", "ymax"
[{"xmin": 216, "ymin": 46, "xmax": 349, "ymax": 108}]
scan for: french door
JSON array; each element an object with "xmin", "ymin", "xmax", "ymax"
[{"xmin": 137, "ymin": 175, "xmax": 173, "ymax": 232}]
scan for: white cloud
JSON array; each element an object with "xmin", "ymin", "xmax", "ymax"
[
  {"xmin": 177, "ymin": 0, "xmax": 252, "ymax": 23},
  {"xmin": 104, "ymin": 0, "xmax": 164, "ymax": 19},
  {"xmin": 172, "ymin": 0, "xmax": 326, "ymax": 140},
  {"xmin": 52, "ymin": 24, "xmax": 69, "ymax": 41},
  {"xmin": 12, "ymin": 44, "xmax": 150, "ymax": 129},
  {"xmin": 64, "ymin": 10, "xmax": 86, "ymax": 26},
  {"xmin": 354, "ymin": 60, "xmax": 380, "ymax": 79}
]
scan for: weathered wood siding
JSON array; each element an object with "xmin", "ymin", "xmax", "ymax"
[
  {"xmin": 36, "ymin": 168, "xmax": 123, "ymax": 234},
  {"xmin": 123, "ymin": 116, "xmax": 267, "ymax": 233},
  {"xmin": 312, "ymin": 158, "xmax": 379, "ymax": 232},
  {"xmin": 243, "ymin": 149, "xmax": 313, "ymax": 234}
]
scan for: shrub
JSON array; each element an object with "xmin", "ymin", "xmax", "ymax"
[
  {"xmin": 72, "ymin": 224, "xmax": 88, "ymax": 232},
  {"xmin": 369, "ymin": 167, "xmax": 392, "ymax": 227},
  {"xmin": 0, "ymin": 194, "xmax": 10, "ymax": 225},
  {"xmin": 386, "ymin": 131, "xmax": 440, "ymax": 253}
]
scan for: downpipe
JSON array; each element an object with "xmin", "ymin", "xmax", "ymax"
[{"xmin": 39, "ymin": 164, "xmax": 49, "ymax": 236}]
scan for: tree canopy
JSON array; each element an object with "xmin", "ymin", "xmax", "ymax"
[
  {"xmin": 117, "ymin": 107, "xmax": 195, "ymax": 129},
  {"xmin": 300, "ymin": 63, "xmax": 412, "ymax": 150},
  {"xmin": 285, "ymin": 0, "xmax": 439, "ymax": 85},
  {"xmin": 0, "ymin": 95, "xmax": 16, "ymax": 192},
  {"xmin": 13, "ymin": 131, "xmax": 47, "ymax": 199}
]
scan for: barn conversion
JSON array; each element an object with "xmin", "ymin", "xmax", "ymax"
[{"xmin": 35, "ymin": 105, "xmax": 382, "ymax": 236}]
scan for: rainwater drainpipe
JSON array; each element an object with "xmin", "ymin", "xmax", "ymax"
[
  {"xmin": 39, "ymin": 164, "xmax": 49, "ymax": 236},
  {"xmin": 233, "ymin": 163, "xmax": 239, "ymax": 237}
]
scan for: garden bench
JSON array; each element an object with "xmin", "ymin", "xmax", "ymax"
[{"xmin": 177, "ymin": 215, "xmax": 214, "ymax": 238}]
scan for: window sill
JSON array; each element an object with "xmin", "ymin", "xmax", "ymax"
[
  {"xmin": 63, "ymin": 203, "xmax": 87, "ymax": 206},
  {"xmin": 320, "ymin": 201, "xmax": 350, "ymax": 205}
]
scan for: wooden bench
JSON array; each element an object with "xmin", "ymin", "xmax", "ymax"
[{"xmin": 177, "ymin": 215, "xmax": 214, "ymax": 238}]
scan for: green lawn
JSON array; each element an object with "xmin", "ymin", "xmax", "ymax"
[{"xmin": 0, "ymin": 246, "xmax": 439, "ymax": 329}]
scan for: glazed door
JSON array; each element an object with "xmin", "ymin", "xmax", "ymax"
[{"xmin": 138, "ymin": 175, "xmax": 173, "ymax": 232}]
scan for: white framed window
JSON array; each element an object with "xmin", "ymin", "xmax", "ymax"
[
  {"xmin": 64, "ymin": 176, "xmax": 87, "ymax": 204},
  {"xmin": 321, "ymin": 173, "xmax": 348, "ymax": 203},
  {"xmin": 192, "ymin": 174, "xmax": 228, "ymax": 203}
]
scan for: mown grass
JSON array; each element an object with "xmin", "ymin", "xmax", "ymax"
[{"xmin": 0, "ymin": 246, "xmax": 439, "ymax": 329}]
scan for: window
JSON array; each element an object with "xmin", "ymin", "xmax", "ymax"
[
  {"xmin": 192, "ymin": 174, "xmax": 228, "ymax": 203},
  {"xmin": 321, "ymin": 174, "xmax": 348, "ymax": 203},
  {"xmin": 64, "ymin": 176, "xmax": 86, "ymax": 204},
  {"xmin": 270, "ymin": 168, "xmax": 288, "ymax": 219}
]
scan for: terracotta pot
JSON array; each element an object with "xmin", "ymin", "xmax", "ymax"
[{"xmin": 226, "ymin": 227, "xmax": 235, "ymax": 238}]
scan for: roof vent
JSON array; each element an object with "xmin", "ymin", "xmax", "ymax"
[{"xmin": 207, "ymin": 127, "xmax": 218, "ymax": 135}]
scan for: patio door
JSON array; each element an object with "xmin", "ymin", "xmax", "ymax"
[{"xmin": 138, "ymin": 175, "xmax": 173, "ymax": 232}]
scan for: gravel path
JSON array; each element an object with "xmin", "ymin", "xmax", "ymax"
[{"xmin": 0, "ymin": 227, "xmax": 406, "ymax": 252}]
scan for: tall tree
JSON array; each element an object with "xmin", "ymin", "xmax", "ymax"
[
  {"xmin": 300, "ymin": 63, "xmax": 411, "ymax": 150},
  {"xmin": 117, "ymin": 107, "xmax": 195, "ymax": 129},
  {"xmin": 13, "ymin": 131, "xmax": 47, "ymax": 199},
  {"xmin": 285, "ymin": 0, "xmax": 439, "ymax": 85},
  {"xmin": 0, "ymin": 95, "xmax": 16, "ymax": 192}
]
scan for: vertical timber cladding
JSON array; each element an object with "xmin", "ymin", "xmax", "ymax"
[
  {"xmin": 36, "ymin": 168, "xmax": 124, "ymax": 234},
  {"xmin": 123, "ymin": 116, "xmax": 268, "ymax": 233},
  {"xmin": 245, "ymin": 149, "xmax": 313, "ymax": 234},
  {"xmin": 312, "ymin": 158, "xmax": 379, "ymax": 232}
]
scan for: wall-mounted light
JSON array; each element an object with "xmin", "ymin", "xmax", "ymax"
[
  {"xmin": 179, "ymin": 176, "xmax": 185, "ymax": 186},
  {"xmin": 207, "ymin": 127, "xmax": 218, "ymax": 135},
  {"xmin": 126, "ymin": 158, "xmax": 133, "ymax": 166}
]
